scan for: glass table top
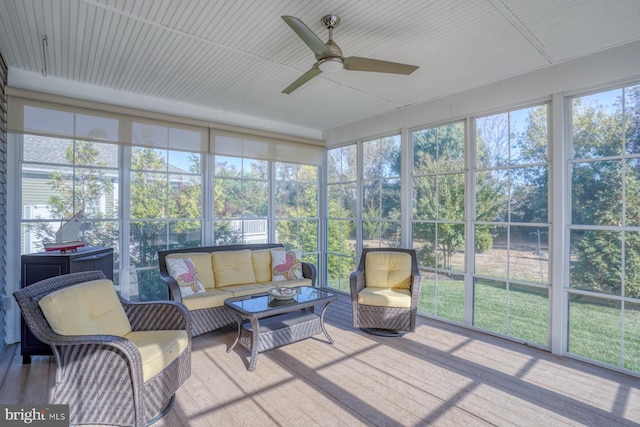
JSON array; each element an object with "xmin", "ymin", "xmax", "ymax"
[{"xmin": 224, "ymin": 286, "xmax": 335, "ymax": 315}]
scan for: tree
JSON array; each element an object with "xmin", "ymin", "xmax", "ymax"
[
  {"xmin": 413, "ymin": 123, "xmax": 469, "ymax": 269},
  {"xmin": 570, "ymin": 86, "xmax": 640, "ymax": 297}
]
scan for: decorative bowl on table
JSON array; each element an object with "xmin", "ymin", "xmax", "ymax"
[{"xmin": 268, "ymin": 286, "xmax": 300, "ymax": 300}]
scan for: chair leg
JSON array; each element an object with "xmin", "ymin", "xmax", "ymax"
[
  {"xmin": 146, "ymin": 394, "xmax": 175, "ymax": 426},
  {"xmin": 360, "ymin": 328, "xmax": 407, "ymax": 337}
]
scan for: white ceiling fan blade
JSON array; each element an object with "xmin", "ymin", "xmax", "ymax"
[
  {"xmin": 282, "ymin": 65, "xmax": 322, "ymax": 94},
  {"xmin": 282, "ymin": 16, "xmax": 334, "ymax": 57},
  {"xmin": 343, "ymin": 57, "xmax": 419, "ymax": 75}
]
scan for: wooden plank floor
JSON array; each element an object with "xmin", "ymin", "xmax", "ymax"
[{"xmin": 1, "ymin": 294, "xmax": 640, "ymax": 426}]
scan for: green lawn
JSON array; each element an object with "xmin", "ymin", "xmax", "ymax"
[
  {"xmin": 417, "ymin": 276, "xmax": 640, "ymax": 373},
  {"xmin": 329, "ymin": 268, "xmax": 640, "ymax": 373}
]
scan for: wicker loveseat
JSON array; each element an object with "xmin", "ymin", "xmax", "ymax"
[{"xmin": 158, "ymin": 243, "xmax": 317, "ymax": 336}]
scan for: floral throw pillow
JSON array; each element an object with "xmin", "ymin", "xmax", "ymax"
[
  {"xmin": 166, "ymin": 257, "xmax": 206, "ymax": 297},
  {"xmin": 271, "ymin": 250, "xmax": 303, "ymax": 281}
]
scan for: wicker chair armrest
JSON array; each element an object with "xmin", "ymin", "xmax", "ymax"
[
  {"xmin": 301, "ymin": 262, "xmax": 317, "ymax": 286},
  {"xmin": 159, "ymin": 272, "xmax": 183, "ymax": 303},
  {"xmin": 33, "ymin": 328, "xmax": 141, "ymax": 357},
  {"xmin": 122, "ymin": 299, "xmax": 192, "ymax": 334},
  {"xmin": 350, "ymin": 270, "xmax": 365, "ymax": 296}
]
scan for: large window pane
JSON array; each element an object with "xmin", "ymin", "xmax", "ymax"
[
  {"xmin": 569, "ymin": 84, "xmax": 640, "ymax": 372},
  {"xmin": 328, "ymin": 144, "xmax": 359, "ymax": 292},
  {"xmin": 361, "ymin": 136, "xmax": 401, "ymax": 252},
  {"xmin": 21, "ymin": 138, "xmax": 120, "ymax": 254},
  {"xmin": 274, "ymin": 162, "xmax": 319, "ymax": 257},
  {"xmin": 412, "ymin": 121, "xmax": 466, "ymax": 324},
  {"xmin": 474, "ymin": 105, "xmax": 549, "ymax": 347}
]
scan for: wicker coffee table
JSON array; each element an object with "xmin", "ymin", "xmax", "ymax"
[{"xmin": 224, "ymin": 286, "xmax": 337, "ymax": 371}]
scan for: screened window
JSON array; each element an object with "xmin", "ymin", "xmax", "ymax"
[
  {"xmin": 20, "ymin": 135, "xmax": 120, "ymax": 281},
  {"xmin": 362, "ymin": 135, "xmax": 402, "ymax": 248},
  {"xmin": 412, "ymin": 121, "xmax": 466, "ymax": 322},
  {"xmin": 275, "ymin": 162, "xmax": 320, "ymax": 266},
  {"xmin": 327, "ymin": 145, "xmax": 357, "ymax": 292},
  {"xmin": 474, "ymin": 104, "xmax": 550, "ymax": 346},
  {"xmin": 569, "ymin": 84, "xmax": 640, "ymax": 371},
  {"xmin": 128, "ymin": 147, "xmax": 202, "ymax": 300}
]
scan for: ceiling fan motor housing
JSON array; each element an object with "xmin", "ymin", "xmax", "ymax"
[{"xmin": 321, "ymin": 15, "xmax": 340, "ymax": 29}]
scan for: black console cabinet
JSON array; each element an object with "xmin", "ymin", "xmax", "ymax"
[{"xmin": 20, "ymin": 246, "xmax": 114, "ymax": 363}]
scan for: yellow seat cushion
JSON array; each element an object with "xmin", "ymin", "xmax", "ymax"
[
  {"xmin": 166, "ymin": 253, "xmax": 215, "ymax": 290},
  {"xmin": 212, "ymin": 250, "xmax": 256, "ymax": 287},
  {"xmin": 38, "ymin": 279, "xmax": 132, "ymax": 337},
  {"xmin": 124, "ymin": 330, "xmax": 189, "ymax": 382},
  {"xmin": 220, "ymin": 283, "xmax": 270, "ymax": 297},
  {"xmin": 252, "ymin": 248, "xmax": 283, "ymax": 282},
  {"xmin": 358, "ymin": 287, "xmax": 412, "ymax": 308},
  {"xmin": 181, "ymin": 289, "xmax": 234, "ymax": 311},
  {"xmin": 365, "ymin": 252, "xmax": 412, "ymax": 289}
]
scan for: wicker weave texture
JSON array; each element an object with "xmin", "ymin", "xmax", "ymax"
[
  {"xmin": 190, "ymin": 306, "xmax": 237, "ymax": 336},
  {"xmin": 238, "ymin": 311, "xmax": 323, "ymax": 353},
  {"xmin": 13, "ymin": 270, "xmax": 192, "ymax": 427}
]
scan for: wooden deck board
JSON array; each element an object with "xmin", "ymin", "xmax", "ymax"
[{"xmin": 2, "ymin": 293, "xmax": 639, "ymax": 426}]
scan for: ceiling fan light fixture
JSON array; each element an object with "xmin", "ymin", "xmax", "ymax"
[{"xmin": 318, "ymin": 57, "xmax": 343, "ymax": 73}]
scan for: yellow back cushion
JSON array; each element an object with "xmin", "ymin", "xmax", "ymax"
[
  {"xmin": 166, "ymin": 252, "xmax": 215, "ymax": 289},
  {"xmin": 38, "ymin": 279, "xmax": 132, "ymax": 336},
  {"xmin": 364, "ymin": 252, "xmax": 412, "ymax": 289},
  {"xmin": 212, "ymin": 250, "xmax": 256, "ymax": 287},
  {"xmin": 252, "ymin": 248, "xmax": 281, "ymax": 282}
]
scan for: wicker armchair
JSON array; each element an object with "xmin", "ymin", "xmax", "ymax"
[
  {"xmin": 350, "ymin": 248, "xmax": 422, "ymax": 336},
  {"xmin": 13, "ymin": 270, "xmax": 192, "ymax": 427}
]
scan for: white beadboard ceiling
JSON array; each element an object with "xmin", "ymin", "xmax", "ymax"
[{"xmin": 1, "ymin": 0, "xmax": 640, "ymax": 141}]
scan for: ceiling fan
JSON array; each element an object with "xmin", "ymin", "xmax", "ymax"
[{"xmin": 281, "ymin": 15, "xmax": 419, "ymax": 94}]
